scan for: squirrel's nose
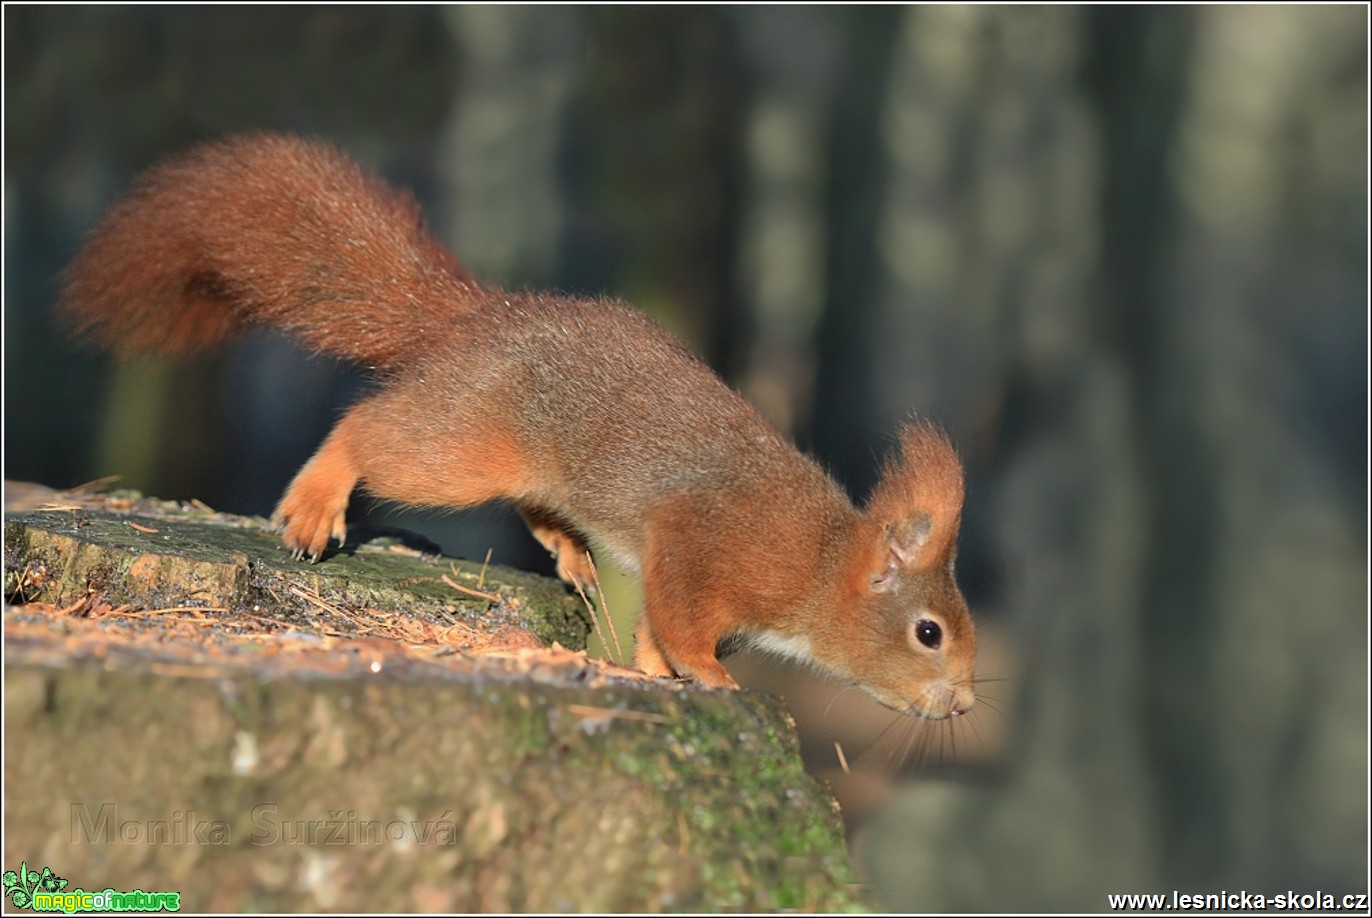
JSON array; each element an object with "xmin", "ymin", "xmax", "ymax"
[{"xmin": 948, "ymin": 686, "xmax": 976, "ymax": 717}]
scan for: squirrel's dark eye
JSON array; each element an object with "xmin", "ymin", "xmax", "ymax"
[{"xmin": 913, "ymin": 619, "xmax": 942, "ymax": 649}]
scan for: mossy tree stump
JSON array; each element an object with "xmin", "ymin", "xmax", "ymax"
[{"xmin": 3, "ymin": 486, "xmax": 865, "ymax": 912}]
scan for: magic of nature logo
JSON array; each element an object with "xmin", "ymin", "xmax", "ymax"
[{"xmin": 3, "ymin": 862, "xmax": 180, "ymax": 913}]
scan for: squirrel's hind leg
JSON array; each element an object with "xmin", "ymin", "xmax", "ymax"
[
  {"xmin": 273, "ymin": 413, "xmax": 362, "ymax": 561},
  {"xmin": 274, "ymin": 391, "xmax": 537, "ymax": 561},
  {"xmin": 520, "ymin": 506, "xmax": 596, "ymax": 588}
]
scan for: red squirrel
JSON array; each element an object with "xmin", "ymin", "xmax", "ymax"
[{"xmin": 59, "ymin": 133, "xmax": 976, "ymax": 718}]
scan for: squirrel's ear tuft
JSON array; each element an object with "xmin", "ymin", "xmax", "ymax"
[{"xmin": 865, "ymin": 421, "xmax": 964, "ymax": 575}]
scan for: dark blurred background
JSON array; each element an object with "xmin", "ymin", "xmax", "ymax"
[{"xmin": 4, "ymin": 5, "xmax": 1366, "ymax": 911}]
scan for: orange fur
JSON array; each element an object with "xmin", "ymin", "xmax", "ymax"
[
  {"xmin": 520, "ymin": 507, "xmax": 596, "ymax": 587},
  {"xmin": 865, "ymin": 421, "xmax": 964, "ymax": 570},
  {"xmin": 60, "ymin": 133, "xmax": 977, "ymax": 718},
  {"xmin": 59, "ymin": 133, "xmax": 480, "ymax": 366}
]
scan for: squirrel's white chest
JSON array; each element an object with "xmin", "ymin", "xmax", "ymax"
[{"xmin": 745, "ymin": 630, "xmax": 815, "ymax": 666}]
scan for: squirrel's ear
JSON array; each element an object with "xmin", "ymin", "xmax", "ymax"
[
  {"xmin": 888, "ymin": 512, "xmax": 935, "ymax": 565},
  {"xmin": 869, "ymin": 512, "xmax": 935, "ymax": 592},
  {"xmin": 864, "ymin": 421, "xmax": 963, "ymax": 582}
]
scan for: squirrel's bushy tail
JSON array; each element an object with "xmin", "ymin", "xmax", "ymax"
[{"xmin": 59, "ymin": 133, "xmax": 479, "ymax": 369}]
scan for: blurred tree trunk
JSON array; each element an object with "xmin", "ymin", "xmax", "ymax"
[
  {"xmin": 730, "ymin": 7, "xmax": 842, "ymax": 437},
  {"xmin": 856, "ymin": 4, "xmax": 1366, "ymax": 909},
  {"xmin": 572, "ymin": 8, "xmax": 744, "ymax": 366},
  {"xmin": 810, "ymin": 7, "xmax": 903, "ymax": 495},
  {"xmin": 855, "ymin": 6, "xmax": 1158, "ymax": 909},
  {"xmin": 439, "ymin": 6, "xmax": 580, "ymax": 288},
  {"xmin": 1134, "ymin": 5, "xmax": 1367, "ymax": 889}
]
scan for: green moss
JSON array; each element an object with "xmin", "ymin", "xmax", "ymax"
[{"xmin": 5, "ymin": 505, "xmax": 591, "ymax": 649}]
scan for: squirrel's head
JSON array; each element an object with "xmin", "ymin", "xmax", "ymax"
[{"xmin": 820, "ymin": 422, "xmax": 976, "ymax": 720}]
